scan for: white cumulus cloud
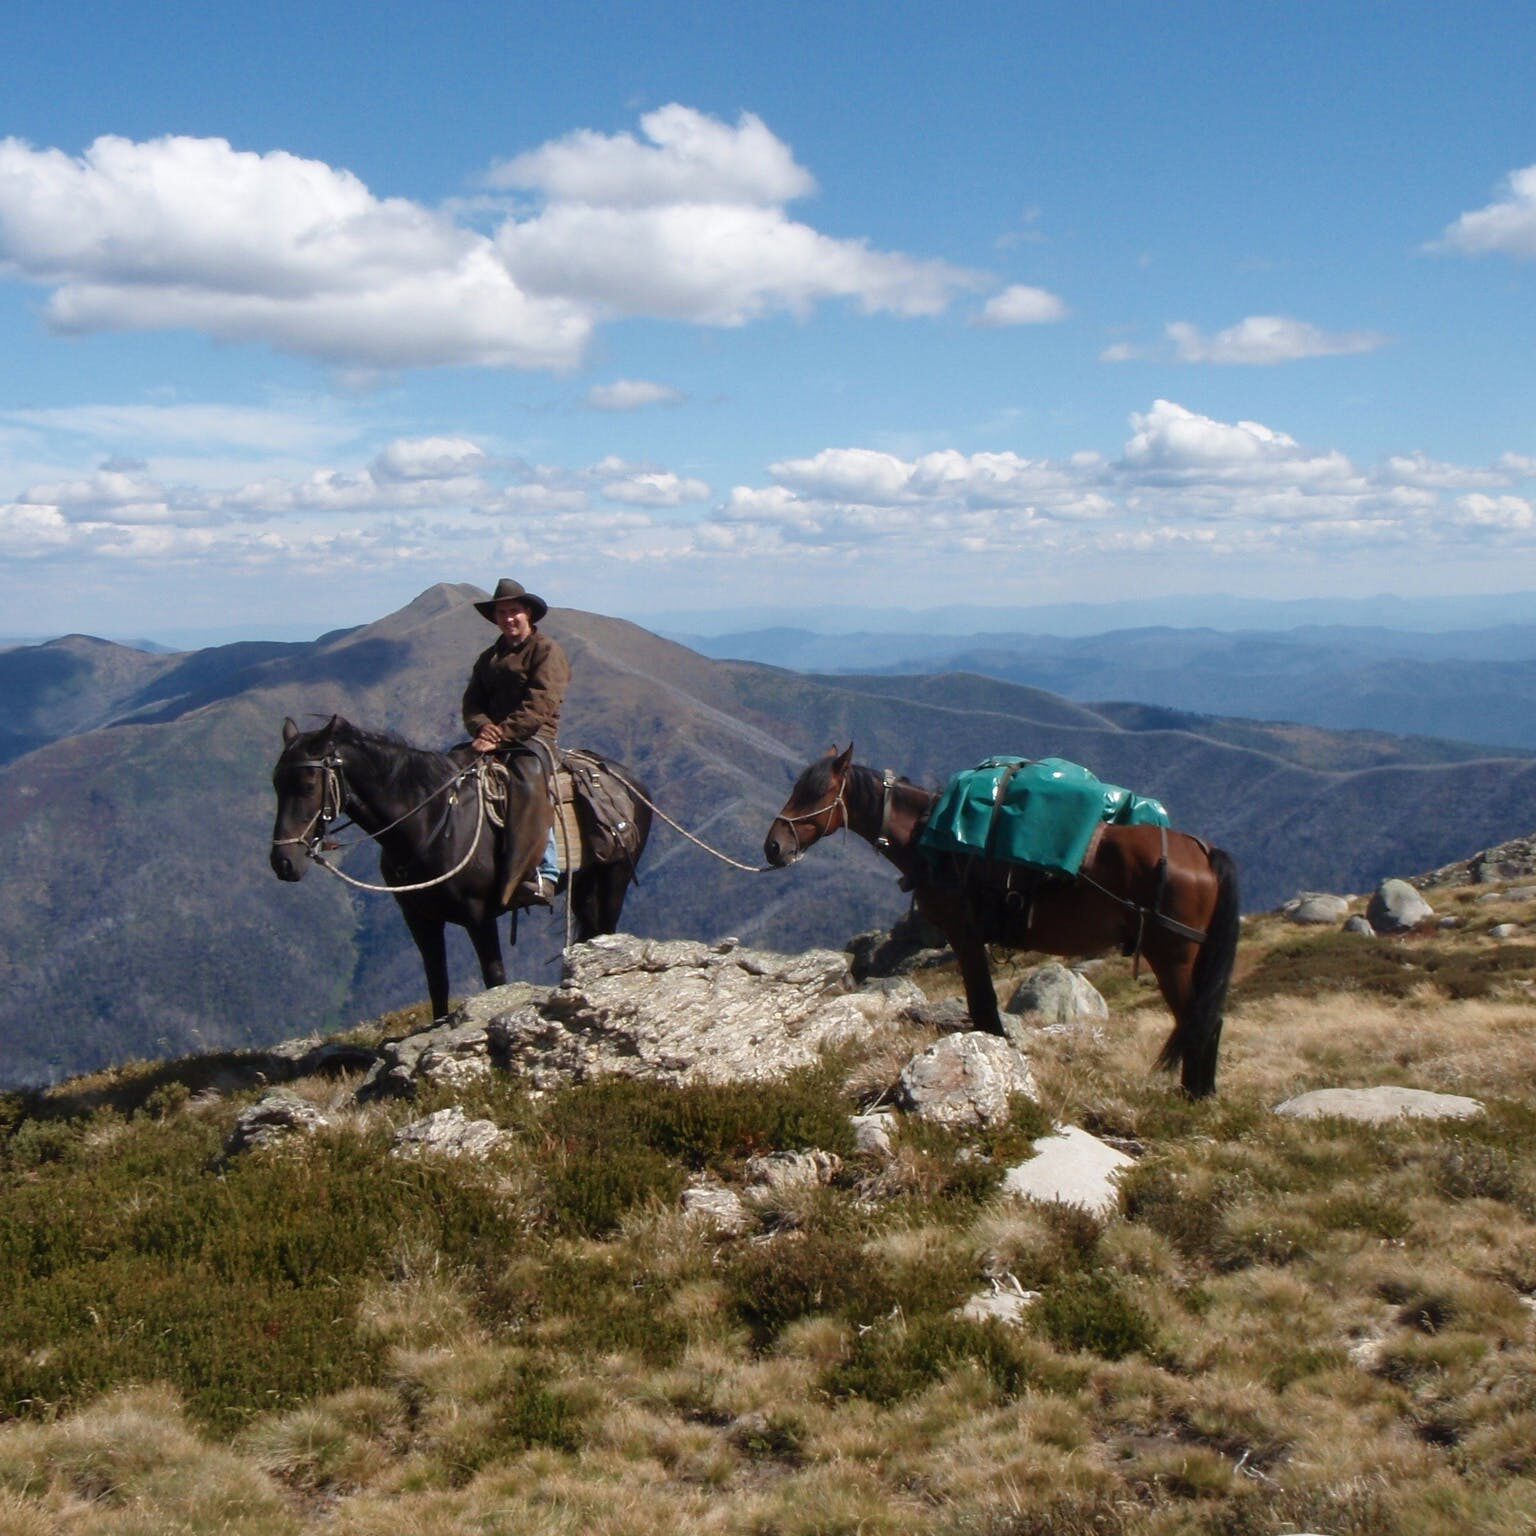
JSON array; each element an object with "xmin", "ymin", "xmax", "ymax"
[
  {"xmin": 1434, "ymin": 164, "xmax": 1536, "ymax": 259},
  {"xmin": 0, "ymin": 112, "xmax": 976, "ymax": 374},
  {"xmin": 490, "ymin": 104, "xmax": 815, "ymax": 208},
  {"xmin": 0, "ymin": 135, "xmax": 592, "ymax": 370},
  {"xmin": 973, "ymin": 284, "xmax": 1069, "ymax": 326}
]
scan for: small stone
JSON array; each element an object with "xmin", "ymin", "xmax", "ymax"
[
  {"xmin": 681, "ymin": 1183, "xmax": 749, "ymax": 1235},
  {"xmin": 898, "ymin": 1032, "xmax": 1037, "ymax": 1128},
  {"xmin": 743, "ymin": 1149, "xmax": 842, "ymax": 1194},
  {"xmin": 1344, "ymin": 915, "xmax": 1376, "ymax": 936},
  {"xmin": 1005, "ymin": 962, "xmax": 1108, "ymax": 1023},
  {"xmin": 1288, "ymin": 894, "xmax": 1350, "ymax": 925},
  {"xmin": 390, "ymin": 1106, "xmax": 502, "ymax": 1159},
  {"xmin": 1489, "ymin": 923, "xmax": 1521, "ymax": 938},
  {"xmin": 226, "ymin": 1089, "xmax": 329, "ymax": 1155},
  {"xmin": 956, "ymin": 1282, "xmax": 1040, "ymax": 1326},
  {"xmin": 850, "ymin": 1112, "xmax": 897, "ymax": 1158},
  {"xmin": 1367, "ymin": 879, "xmax": 1433, "ymax": 934}
]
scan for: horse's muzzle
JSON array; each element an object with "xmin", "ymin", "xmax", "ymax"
[
  {"xmin": 763, "ymin": 821, "xmax": 799, "ymax": 868},
  {"xmin": 270, "ymin": 844, "xmax": 306, "ymax": 882}
]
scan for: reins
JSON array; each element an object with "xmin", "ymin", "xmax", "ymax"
[{"xmin": 278, "ymin": 751, "xmax": 492, "ymax": 895}]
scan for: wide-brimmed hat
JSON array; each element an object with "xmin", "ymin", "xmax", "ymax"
[{"xmin": 474, "ymin": 577, "xmax": 548, "ymax": 624}]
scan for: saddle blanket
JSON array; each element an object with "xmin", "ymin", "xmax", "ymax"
[{"xmin": 918, "ymin": 756, "xmax": 1169, "ymax": 879}]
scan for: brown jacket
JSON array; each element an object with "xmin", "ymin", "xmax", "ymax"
[{"xmin": 461, "ymin": 629, "xmax": 570, "ymax": 747}]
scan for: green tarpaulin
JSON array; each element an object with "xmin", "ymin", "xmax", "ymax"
[{"xmin": 918, "ymin": 756, "xmax": 1169, "ymax": 878}]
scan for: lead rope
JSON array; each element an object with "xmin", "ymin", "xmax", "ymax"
[{"xmin": 593, "ymin": 763, "xmax": 778, "ymax": 874}]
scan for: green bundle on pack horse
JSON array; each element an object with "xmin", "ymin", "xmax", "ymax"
[{"xmin": 766, "ymin": 748, "xmax": 1240, "ymax": 1097}]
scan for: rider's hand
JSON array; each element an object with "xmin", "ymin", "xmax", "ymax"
[{"xmin": 472, "ymin": 730, "xmax": 500, "ymax": 754}]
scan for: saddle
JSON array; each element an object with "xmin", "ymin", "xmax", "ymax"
[{"xmin": 479, "ymin": 744, "xmax": 643, "ymax": 877}]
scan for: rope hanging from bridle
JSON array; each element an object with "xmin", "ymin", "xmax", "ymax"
[{"xmin": 278, "ymin": 754, "xmax": 492, "ymax": 895}]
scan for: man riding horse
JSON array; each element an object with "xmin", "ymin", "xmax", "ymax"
[{"xmin": 463, "ymin": 577, "xmax": 567, "ymax": 908}]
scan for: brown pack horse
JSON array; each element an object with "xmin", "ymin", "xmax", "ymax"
[{"xmin": 765, "ymin": 746, "xmax": 1241, "ymax": 1097}]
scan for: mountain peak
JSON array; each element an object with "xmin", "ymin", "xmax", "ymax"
[{"xmin": 396, "ymin": 582, "xmax": 485, "ymax": 620}]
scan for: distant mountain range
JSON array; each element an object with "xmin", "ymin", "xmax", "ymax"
[
  {"xmin": 5, "ymin": 583, "xmax": 1536, "ymax": 1087},
  {"xmin": 677, "ymin": 624, "xmax": 1536, "ymax": 753}
]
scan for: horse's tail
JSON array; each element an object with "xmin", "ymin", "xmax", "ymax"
[{"xmin": 1156, "ymin": 846, "xmax": 1240, "ymax": 1098}]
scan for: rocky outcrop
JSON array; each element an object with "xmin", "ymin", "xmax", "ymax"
[
  {"xmin": 846, "ymin": 909, "xmax": 950, "ymax": 981},
  {"xmin": 486, "ymin": 935, "xmax": 924, "ymax": 1090},
  {"xmin": 1419, "ymin": 832, "xmax": 1536, "ymax": 889},
  {"xmin": 359, "ymin": 937, "xmax": 927, "ymax": 1098}
]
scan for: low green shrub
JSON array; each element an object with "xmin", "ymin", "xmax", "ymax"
[
  {"xmin": 1028, "ymin": 1271, "xmax": 1158, "ymax": 1360},
  {"xmin": 539, "ymin": 1069, "xmax": 856, "ymax": 1174},
  {"xmin": 824, "ymin": 1313, "xmax": 1083, "ymax": 1406},
  {"xmin": 543, "ymin": 1144, "xmax": 685, "ymax": 1237}
]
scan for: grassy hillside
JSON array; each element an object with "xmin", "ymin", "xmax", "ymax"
[{"xmin": 1, "ymin": 886, "xmax": 1534, "ymax": 1534}]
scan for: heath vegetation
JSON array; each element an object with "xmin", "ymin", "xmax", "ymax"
[{"xmin": 1, "ymin": 890, "xmax": 1534, "ymax": 1534}]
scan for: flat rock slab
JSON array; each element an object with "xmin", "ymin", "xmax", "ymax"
[
  {"xmin": 897, "ymin": 1032, "xmax": 1036, "ymax": 1128},
  {"xmin": 489, "ymin": 934, "xmax": 922, "ymax": 1090},
  {"xmin": 1274, "ymin": 1086, "xmax": 1485, "ymax": 1124},
  {"xmin": 1001, "ymin": 1124, "xmax": 1134, "ymax": 1216}
]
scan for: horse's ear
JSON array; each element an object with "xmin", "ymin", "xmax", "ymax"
[
  {"xmin": 834, "ymin": 742, "xmax": 854, "ymax": 774},
  {"xmin": 326, "ymin": 713, "xmax": 342, "ymax": 734},
  {"xmin": 282, "ymin": 717, "xmax": 300, "ymax": 746}
]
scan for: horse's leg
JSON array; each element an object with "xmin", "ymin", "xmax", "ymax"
[
  {"xmin": 568, "ymin": 867, "xmax": 600, "ymax": 940},
  {"xmin": 1150, "ymin": 847, "xmax": 1241, "ymax": 1098},
  {"xmin": 569, "ymin": 864, "xmax": 628, "ymax": 940},
  {"xmin": 402, "ymin": 907, "xmax": 451, "ymax": 1020},
  {"xmin": 920, "ymin": 893, "xmax": 1002, "ymax": 1034},
  {"xmin": 594, "ymin": 863, "xmax": 633, "ymax": 935},
  {"xmin": 467, "ymin": 913, "xmax": 506, "ymax": 992}
]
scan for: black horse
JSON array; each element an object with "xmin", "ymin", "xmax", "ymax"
[
  {"xmin": 766, "ymin": 747, "xmax": 1241, "ymax": 1097},
  {"xmin": 270, "ymin": 715, "xmax": 650, "ymax": 1019}
]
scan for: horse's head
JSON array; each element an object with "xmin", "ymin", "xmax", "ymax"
[
  {"xmin": 764, "ymin": 744, "xmax": 853, "ymax": 867},
  {"xmin": 269, "ymin": 715, "xmax": 346, "ymax": 881}
]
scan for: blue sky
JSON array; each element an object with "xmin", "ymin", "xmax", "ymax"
[{"xmin": 2, "ymin": 1, "xmax": 1533, "ymax": 641}]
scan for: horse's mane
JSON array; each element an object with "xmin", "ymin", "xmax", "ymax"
[
  {"xmin": 330, "ymin": 720, "xmax": 460, "ymax": 799},
  {"xmin": 791, "ymin": 755, "xmax": 929, "ymax": 816}
]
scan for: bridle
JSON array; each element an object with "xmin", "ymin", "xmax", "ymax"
[
  {"xmin": 272, "ymin": 750, "xmax": 349, "ymax": 854},
  {"xmin": 273, "ymin": 741, "xmax": 494, "ymax": 895},
  {"xmin": 771, "ymin": 776, "xmax": 848, "ymax": 861},
  {"xmin": 771, "ymin": 767, "xmax": 902, "ymax": 860},
  {"xmin": 273, "ymin": 746, "xmax": 478, "ymax": 859}
]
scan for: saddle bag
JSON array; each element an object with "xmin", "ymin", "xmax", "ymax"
[{"xmin": 554, "ymin": 749, "xmax": 644, "ymax": 867}]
